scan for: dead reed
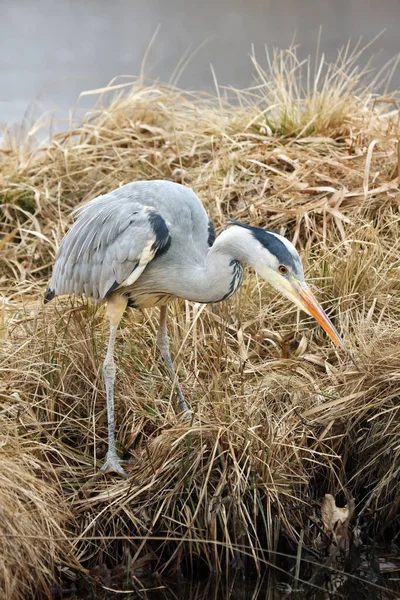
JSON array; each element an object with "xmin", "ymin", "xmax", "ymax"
[{"xmin": 1, "ymin": 45, "xmax": 399, "ymax": 597}]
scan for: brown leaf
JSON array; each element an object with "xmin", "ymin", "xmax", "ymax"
[
  {"xmin": 321, "ymin": 494, "xmax": 355, "ymax": 553},
  {"xmin": 321, "ymin": 494, "xmax": 354, "ymax": 533}
]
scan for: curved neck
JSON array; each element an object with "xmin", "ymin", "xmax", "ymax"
[
  {"xmin": 170, "ymin": 226, "xmax": 255, "ymax": 303},
  {"xmin": 133, "ymin": 226, "xmax": 260, "ymax": 305},
  {"xmin": 209, "ymin": 225, "xmax": 256, "ymax": 264}
]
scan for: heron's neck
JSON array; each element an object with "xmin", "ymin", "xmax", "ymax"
[
  {"xmin": 133, "ymin": 226, "xmax": 261, "ymax": 305},
  {"xmin": 176, "ymin": 226, "xmax": 256, "ymax": 303},
  {"xmin": 210, "ymin": 225, "xmax": 258, "ymax": 265}
]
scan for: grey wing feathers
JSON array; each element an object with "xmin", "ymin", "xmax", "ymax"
[{"xmin": 46, "ymin": 192, "xmax": 171, "ymax": 301}]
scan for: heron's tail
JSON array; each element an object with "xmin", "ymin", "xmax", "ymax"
[{"xmin": 44, "ymin": 287, "xmax": 55, "ymax": 303}]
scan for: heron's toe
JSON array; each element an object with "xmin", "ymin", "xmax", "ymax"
[{"xmin": 99, "ymin": 455, "xmax": 129, "ymax": 478}]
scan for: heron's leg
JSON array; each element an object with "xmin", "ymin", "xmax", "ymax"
[
  {"xmin": 157, "ymin": 306, "xmax": 192, "ymax": 419},
  {"xmin": 100, "ymin": 294, "xmax": 129, "ymax": 477}
]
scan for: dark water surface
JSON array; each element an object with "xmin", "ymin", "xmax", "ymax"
[
  {"xmin": 68, "ymin": 572, "xmax": 399, "ymax": 600},
  {"xmin": 1, "ymin": 0, "xmax": 400, "ymax": 125}
]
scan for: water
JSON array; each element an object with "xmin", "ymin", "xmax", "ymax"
[
  {"xmin": 63, "ymin": 572, "xmax": 399, "ymax": 600},
  {"xmin": 1, "ymin": 0, "xmax": 400, "ymax": 125}
]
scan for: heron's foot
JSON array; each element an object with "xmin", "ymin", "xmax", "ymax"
[
  {"xmin": 99, "ymin": 452, "xmax": 129, "ymax": 478},
  {"xmin": 182, "ymin": 407, "xmax": 193, "ymax": 421}
]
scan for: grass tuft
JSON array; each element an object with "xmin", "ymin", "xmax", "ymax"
[{"xmin": 0, "ymin": 436, "xmax": 75, "ymax": 599}]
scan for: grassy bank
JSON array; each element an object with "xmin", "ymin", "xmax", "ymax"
[{"xmin": 1, "ymin": 46, "xmax": 400, "ymax": 598}]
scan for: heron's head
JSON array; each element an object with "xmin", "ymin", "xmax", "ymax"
[{"xmin": 229, "ymin": 221, "xmax": 346, "ymax": 351}]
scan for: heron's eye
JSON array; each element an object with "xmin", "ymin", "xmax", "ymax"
[{"xmin": 279, "ymin": 265, "xmax": 288, "ymax": 274}]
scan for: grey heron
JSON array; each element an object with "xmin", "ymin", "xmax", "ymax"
[{"xmin": 45, "ymin": 180, "xmax": 345, "ymax": 476}]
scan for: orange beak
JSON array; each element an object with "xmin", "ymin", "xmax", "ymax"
[{"xmin": 290, "ymin": 279, "xmax": 347, "ymax": 351}]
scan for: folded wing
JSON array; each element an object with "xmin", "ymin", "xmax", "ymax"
[{"xmin": 45, "ymin": 193, "xmax": 171, "ymax": 302}]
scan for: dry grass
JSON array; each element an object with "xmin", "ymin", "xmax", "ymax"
[
  {"xmin": 0, "ymin": 436, "xmax": 75, "ymax": 599},
  {"xmin": 1, "ymin": 45, "xmax": 400, "ymax": 597}
]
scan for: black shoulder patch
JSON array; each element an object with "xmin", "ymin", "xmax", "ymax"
[
  {"xmin": 228, "ymin": 219, "xmax": 298, "ymax": 271},
  {"xmin": 148, "ymin": 212, "xmax": 172, "ymax": 258},
  {"xmin": 44, "ymin": 287, "xmax": 55, "ymax": 303},
  {"xmin": 207, "ymin": 219, "xmax": 216, "ymax": 247}
]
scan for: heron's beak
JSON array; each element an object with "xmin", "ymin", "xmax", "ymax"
[{"xmin": 289, "ymin": 278, "xmax": 347, "ymax": 351}]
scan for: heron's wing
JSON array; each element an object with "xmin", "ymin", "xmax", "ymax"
[{"xmin": 46, "ymin": 194, "xmax": 171, "ymax": 301}]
